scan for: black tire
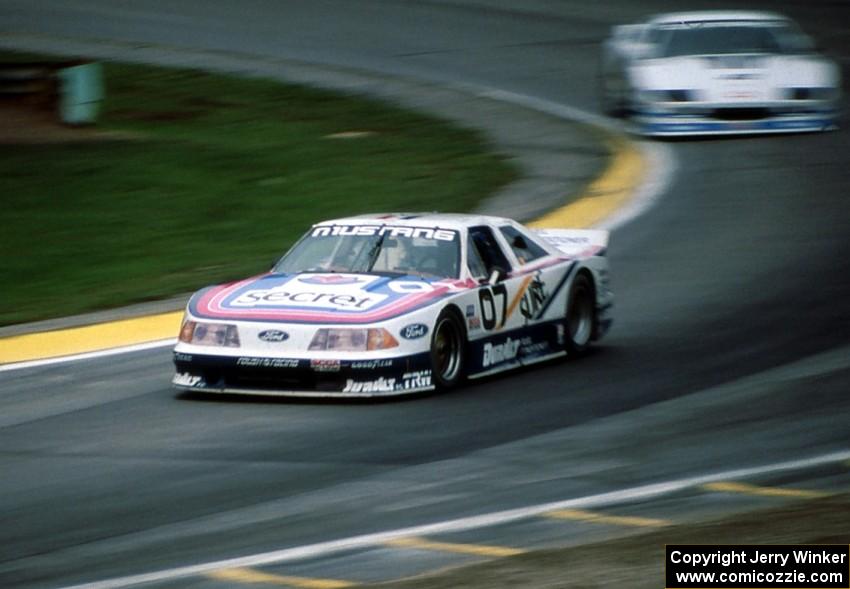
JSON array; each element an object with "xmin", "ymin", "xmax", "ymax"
[
  {"xmin": 430, "ymin": 309, "xmax": 465, "ymax": 390},
  {"xmin": 565, "ymin": 272, "xmax": 596, "ymax": 355},
  {"xmin": 599, "ymin": 72, "xmax": 622, "ymax": 118},
  {"xmin": 598, "ymin": 58, "xmax": 627, "ymax": 118}
]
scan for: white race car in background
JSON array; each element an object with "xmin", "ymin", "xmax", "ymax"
[
  {"xmin": 600, "ymin": 10, "xmax": 841, "ymax": 136},
  {"xmin": 173, "ymin": 213, "xmax": 612, "ymax": 398}
]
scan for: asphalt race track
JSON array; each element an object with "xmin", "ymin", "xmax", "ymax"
[{"xmin": 1, "ymin": 1, "xmax": 849, "ymax": 587}]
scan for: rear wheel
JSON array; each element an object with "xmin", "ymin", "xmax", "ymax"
[
  {"xmin": 565, "ymin": 273, "xmax": 596, "ymax": 355},
  {"xmin": 430, "ymin": 310, "xmax": 465, "ymax": 389}
]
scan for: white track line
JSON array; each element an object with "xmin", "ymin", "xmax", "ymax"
[
  {"xmin": 0, "ymin": 340, "xmax": 176, "ymax": 373},
  {"xmin": 58, "ymin": 449, "xmax": 850, "ymax": 589},
  {"xmin": 596, "ymin": 139, "xmax": 676, "ymax": 232}
]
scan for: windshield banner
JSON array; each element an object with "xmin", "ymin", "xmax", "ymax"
[{"xmin": 311, "ymin": 225, "xmax": 457, "ymax": 241}]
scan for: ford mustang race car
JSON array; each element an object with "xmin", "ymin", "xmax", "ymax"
[
  {"xmin": 172, "ymin": 213, "xmax": 612, "ymax": 397},
  {"xmin": 600, "ymin": 11, "xmax": 841, "ymax": 136}
]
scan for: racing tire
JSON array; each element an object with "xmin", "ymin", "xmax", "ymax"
[
  {"xmin": 599, "ymin": 73, "xmax": 622, "ymax": 117},
  {"xmin": 565, "ymin": 272, "xmax": 596, "ymax": 355},
  {"xmin": 598, "ymin": 59, "xmax": 628, "ymax": 118},
  {"xmin": 430, "ymin": 309, "xmax": 465, "ymax": 390}
]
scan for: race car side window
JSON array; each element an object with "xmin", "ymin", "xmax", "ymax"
[
  {"xmin": 466, "ymin": 239, "xmax": 488, "ymax": 280},
  {"xmin": 468, "ymin": 226, "xmax": 511, "ymax": 279},
  {"xmin": 498, "ymin": 225, "xmax": 549, "ymax": 266},
  {"xmin": 646, "ymin": 25, "xmax": 667, "ymax": 47}
]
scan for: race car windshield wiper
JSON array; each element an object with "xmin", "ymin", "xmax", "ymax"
[{"xmin": 364, "ymin": 228, "xmax": 387, "ymax": 273}]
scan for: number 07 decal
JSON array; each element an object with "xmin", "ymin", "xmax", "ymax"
[{"xmin": 479, "ymin": 284, "xmax": 508, "ymax": 330}]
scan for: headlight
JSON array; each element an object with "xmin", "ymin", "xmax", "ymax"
[
  {"xmin": 787, "ymin": 87, "xmax": 837, "ymax": 101},
  {"xmin": 638, "ymin": 89, "xmax": 673, "ymax": 103},
  {"xmin": 309, "ymin": 328, "xmax": 399, "ymax": 351},
  {"xmin": 639, "ymin": 89, "xmax": 693, "ymax": 103},
  {"xmin": 179, "ymin": 320, "xmax": 241, "ymax": 348},
  {"xmin": 668, "ymin": 89, "xmax": 694, "ymax": 102}
]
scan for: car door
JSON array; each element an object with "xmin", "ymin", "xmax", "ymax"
[
  {"xmin": 495, "ymin": 223, "xmax": 566, "ymax": 330},
  {"xmin": 465, "ymin": 224, "xmax": 556, "ymax": 374}
]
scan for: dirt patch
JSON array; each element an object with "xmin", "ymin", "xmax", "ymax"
[{"xmin": 0, "ymin": 100, "xmax": 137, "ymax": 144}]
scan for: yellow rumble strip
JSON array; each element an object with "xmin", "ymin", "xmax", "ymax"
[
  {"xmin": 529, "ymin": 135, "xmax": 644, "ymax": 230},
  {"xmin": 702, "ymin": 481, "xmax": 830, "ymax": 499},
  {"xmin": 207, "ymin": 567, "xmax": 356, "ymax": 588},
  {"xmin": 545, "ymin": 508, "xmax": 670, "ymax": 528},
  {"xmin": 385, "ymin": 536, "xmax": 525, "ymax": 557},
  {"xmin": 0, "ymin": 311, "xmax": 183, "ymax": 365}
]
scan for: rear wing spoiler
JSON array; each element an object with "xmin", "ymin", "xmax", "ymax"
[{"xmin": 533, "ymin": 229, "xmax": 609, "ymax": 258}]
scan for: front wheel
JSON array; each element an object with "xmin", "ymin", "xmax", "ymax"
[
  {"xmin": 598, "ymin": 60, "xmax": 629, "ymax": 118},
  {"xmin": 565, "ymin": 273, "xmax": 596, "ymax": 355},
  {"xmin": 430, "ymin": 310, "xmax": 465, "ymax": 390},
  {"xmin": 599, "ymin": 73, "xmax": 623, "ymax": 117}
]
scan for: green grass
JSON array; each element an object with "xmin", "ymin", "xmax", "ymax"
[{"xmin": 0, "ymin": 57, "xmax": 517, "ymax": 326}]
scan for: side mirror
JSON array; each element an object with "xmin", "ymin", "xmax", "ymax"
[{"xmin": 487, "ymin": 266, "xmax": 506, "ymax": 285}]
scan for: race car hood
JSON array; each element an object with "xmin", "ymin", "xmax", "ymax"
[
  {"xmin": 632, "ymin": 54, "xmax": 839, "ymax": 96},
  {"xmin": 187, "ymin": 272, "xmax": 465, "ymax": 325}
]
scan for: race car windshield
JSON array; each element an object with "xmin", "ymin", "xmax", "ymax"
[
  {"xmin": 657, "ymin": 23, "xmax": 813, "ymax": 58},
  {"xmin": 274, "ymin": 225, "xmax": 461, "ymax": 279}
]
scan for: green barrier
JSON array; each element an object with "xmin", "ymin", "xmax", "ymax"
[{"xmin": 58, "ymin": 62, "xmax": 103, "ymax": 125}]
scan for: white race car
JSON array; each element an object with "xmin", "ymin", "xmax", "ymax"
[
  {"xmin": 172, "ymin": 213, "xmax": 612, "ymax": 397},
  {"xmin": 600, "ymin": 10, "xmax": 841, "ymax": 136}
]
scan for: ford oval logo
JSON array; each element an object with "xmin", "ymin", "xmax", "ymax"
[
  {"xmin": 258, "ymin": 330, "xmax": 290, "ymax": 343},
  {"xmin": 400, "ymin": 323, "xmax": 428, "ymax": 340}
]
